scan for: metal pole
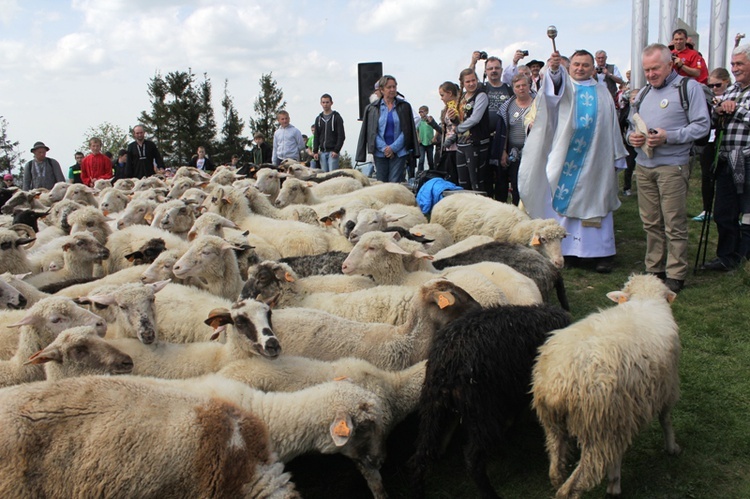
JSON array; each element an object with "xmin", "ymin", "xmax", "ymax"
[
  {"xmin": 709, "ymin": 0, "xmax": 731, "ymax": 70},
  {"xmin": 683, "ymin": 0, "xmax": 698, "ymax": 29},
  {"xmin": 659, "ymin": 0, "xmax": 679, "ymax": 44},
  {"xmin": 631, "ymin": 0, "xmax": 650, "ymax": 90}
]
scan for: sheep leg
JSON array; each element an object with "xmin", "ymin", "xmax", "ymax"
[
  {"xmin": 555, "ymin": 443, "xmax": 605, "ymax": 499},
  {"xmin": 545, "ymin": 423, "xmax": 570, "ymax": 489},
  {"xmin": 605, "ymin": 456, "xmax": 622, "ymax": 496},
  {"xmin": 659, "ymin": 408, "xmax": 681, "ymax": 455},
  {"xmin": 462, "ymin": 439, "xmax": 501, "ymax": 499},
  {"xmin": 354, "ymin": 461, "xmax": 387, "ymax": 499}
]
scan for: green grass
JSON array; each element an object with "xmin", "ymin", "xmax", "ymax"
[{"xmin": 286, "ymin": 172, "xmax": 750, "ymax": 498}]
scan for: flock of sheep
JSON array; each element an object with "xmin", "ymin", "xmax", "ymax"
[{"xmin": 0, "ymin": 162, "xmax": 682, "ymax": 498}]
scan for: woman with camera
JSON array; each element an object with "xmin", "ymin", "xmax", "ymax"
[
  {"xmin": 448, "ymin": 68, "xmax": 490, "ymax": 192},
  {"xmin": 495, "ymin": 73, "xmax": 534, "ymax": 205}
]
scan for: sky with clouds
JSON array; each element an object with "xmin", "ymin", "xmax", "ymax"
[{"xmin": 1, "ymin": 0, "xmax": 748, "ymax": 170}]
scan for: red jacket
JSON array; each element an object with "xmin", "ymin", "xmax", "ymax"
[{"xmin": 81, "ymin": 153, "xmax": 113, "ymax": 187}]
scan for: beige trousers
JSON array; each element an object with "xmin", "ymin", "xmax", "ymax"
[{"xmin": 634, "ymin": 164, "xmax": 690, "ymax": 280}]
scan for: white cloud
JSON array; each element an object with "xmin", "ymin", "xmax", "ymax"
[{"xmin": 0, "ymin": 0, "xmax": 21, "ymax": 24}]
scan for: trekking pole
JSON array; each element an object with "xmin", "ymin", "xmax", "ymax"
[{"xmin": 694, "ymin": 128, "xmax": 724, "ymax": 274}]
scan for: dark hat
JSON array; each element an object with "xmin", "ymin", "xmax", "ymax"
[
  {"xmin": 30, "ymin": 141, "xmax": 50, "ymax": 153},
  {"xmin": 527, "ymin": 59, "xmax": 545, "ymax": 69}
]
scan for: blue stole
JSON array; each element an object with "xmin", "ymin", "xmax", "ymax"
[{"xmin": 553, "ymin": 84, "xmax": 597, "ymax": 215}]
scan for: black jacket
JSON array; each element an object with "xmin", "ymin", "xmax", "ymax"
[{"xmin": 313, "ymin": 111, "xmax": 345, "ymax": 154}]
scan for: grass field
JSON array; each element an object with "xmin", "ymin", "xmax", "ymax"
[{"xmin": 286, "ymin": 171, "xmax": 750, "ymax": 499}]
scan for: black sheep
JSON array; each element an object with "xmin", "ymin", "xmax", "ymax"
[
  {"xmin": 411, "ymin": 303, "xmax": 572, "ymax": 499},
  {"xmin": 12, "ymin": 208, "xmax": 51, "ymax": 234},
  {"xmin": 432, "ymin": 241, "xmax": 570, "ymax": 310}
]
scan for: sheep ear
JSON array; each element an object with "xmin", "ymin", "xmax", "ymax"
[
  {"xmin": 412, "ymin": 250, "xmax": 434, "ymax": 261},
  {"xmin": 87, "ymin": 293, "xmax": 118, "ymax": 307},
  {"xmin": 320, "ymin": 217, "xmax": 334, "ymax": 227},
  {"xmin": 187, "ymin": 230, "xmax": 197, "ymax": 242},
  {"xmin": 531, "ymin": 235, "xmax": 542, "ymax": 246},
  {"xmin": 220, "ymin": 241, "xmax": 242, "ymax": 252},
  {"xmin": 209, "ymin": 324, "xmax": 227, "ymax": 341},
  {"xmin": 666, "ymin": 291, "xmax": 677, "ymax": 304},
  {"xmin": 606, "ymin": 291, "xmax": 629, "ymax": 304},
  {"xmin": 124, "ymin": 251, "xmax": 144, "ymax": 262},
  {"xmin": 147, "ymin": 279, "xmax": 171, "ymax": 294},
  {"xmin": 204, "ymin": 308, "xmax": 233, "ymax": 328},
  {"xmin": 389, "ymin": 231, "xmax": 402, "ymax": 241},
  {"xmin": 25, "ymin": 346, "xmax": 62, "ymax": 366},
  {"xmin": 7, "ymin": 311, "xmax": 37, "ymax": 328},
  {"xmin": 283, "ymin": 272, "xmax": 295, "ymax": 283},
  {"xmin": 436, "ymin": 291, "xmax": 456, "ymax": 309},
  {"xmin": 385, "ymin": 213, "xmax": 407, "ymax": 223},
  {"xmin": 330, "ymin": 412, "xmax": 354, "ymax": 447},
  {"xmin": 384, "ymin": 239, "xmax": 410, "ymax": 255}
]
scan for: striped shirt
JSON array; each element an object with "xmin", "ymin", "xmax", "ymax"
[{"xmin": 716, "ymin": 82, "xmax": 750, "ymax": 152}]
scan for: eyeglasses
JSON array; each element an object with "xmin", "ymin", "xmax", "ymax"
[{"xmin": 707, "ymin": 83, "xmax": 723, "ymax": 89}]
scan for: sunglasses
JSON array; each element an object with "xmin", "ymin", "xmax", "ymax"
[{"xmin": 707, "ymin": 83, "xmax": 723, "ymax": 89}]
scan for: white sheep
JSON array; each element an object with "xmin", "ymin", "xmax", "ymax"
[
  {"xmin": 341, "ymin": 231, "xmax": 541, "ymax": 305},
  {"xmin": 98, "ymin": 187, "xmax": 130, "ymax": 214},
  {"xmin": 74, "ymin": 280, "xmax": 169, "ymax": 344},
  {"xmin": 204, "ymin": 185, "xmax": 351, "ymax": 257},
  {"xmin": 26, "ymin": 325, "xmax": 134, "ymax": 380},
  {"xmin": 179, "ymin": 186, "xmax": 209, "ymax": 206},
  {"xmin": 0, "ymin": 226, "xmax": 36, "ymax": 275},
  {"xmin": 172, "ymin": 235, "xmax": 244, "ymax": 300},
  {"xmin": 254, "ymin": 167, "xmax": 284, "ymax": 203},
  {"xmin": 104, "ymin": 224, "xmax": 189, "ymax": 274},
  {"xmin": 150, "ymin": 199, "xmax": 195, "ymax": 238},
  {"xmin": 68, "ymin": 205, "xmax": 113, "ymax": 245},
  {"xmin": 0, "ymin": 272, "xmax": 47, "ymax": 307},
  {"xmin": 115, "ymin": 198, "xmax": 158, "ymax": 229},
  {"xmin": 53, "ymin": 264, "xmax": 151, "ymax": 299},
  {"xmin": 275, "ymin": 178, "xmax": 414, "ymax": 215},
  {"xmin": 0, "ymin": 375, "xmax": 299, "ymax": 498},
  {"xmin": 242, "ymin": 185, "xmax": 319, "ymax": 225},
  {"xmin": 62, "ymin": 183, "xmax": 99, "ymax": 207},
  {"xmin": 25, "ymin": 232, "xmax": 111, "ymax": 289},
  {"xmin": 36, "ymin": 182, "xmax": 70, "ymax": 206},
  {"xmin": 106, "ymin": 298, "xmax": 281, "ymax": 379},
  {"xmin": 531, "ymin": 274, "xmax": 681, "ymax": 498},
  {"xmin": 430, "ymin": 192, "xmax": 568, "ymax": 268},
  {"xmin": 0, "ymin": 278, "xmax": 26, "ymax": 310},
  {"xmin": 186, "ymin": 212, "xmax": 281, "ymax": 262},
  {"xmin": 165, "ymin": 176, "xmax": 197, "ymax": 200},
  {"xmin": 0, "ymin": 296, "xmax": 107, "ymax": 385},
  {"xmin": 347, "ymin": 205, "xmax": 428, "ymax": 244},
  {"xmin": 432, "ymin": 234, "xmax": 496, "ymax": 260},
  {"xmin": 113, "ymin": 178, "xmax": 135, "ymax": 191}
]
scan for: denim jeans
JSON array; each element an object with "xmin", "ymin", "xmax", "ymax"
[
  {"xmin": 318, "ymin": 152, "xmax": 339, "ymax": 172},
  {"xmin": 374, "ymin": 155, "xmax": 406, "ymax": 183}
]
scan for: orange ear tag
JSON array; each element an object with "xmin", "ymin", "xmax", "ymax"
[
  {"xmin": 333, "ymin": 420, "xmax": 351, "ymax": 437},
  {"xmin": 531, "ymin": 235, "xmax": 541, "ymax": 246},
  {"xmin": 437, "ymin": 292, "xmax": 455, "ymax": 309},
  {"xmin": 333, "ymin": 376, "xmax": 348, "ymax": 381},
  {"xmin": 618, "ymin": 295, "xmax": 628, "ymax": 304},
  {"xmin": 284, "ymin": 272, "xmax": 295, "ymax": 282},
  {"xmin": 413, "ymin": 232, "xmax": 423, "ymax": 237},
  {"xmin": 102, "ymin": 210, "xmax": 110, "ymax": 217}
]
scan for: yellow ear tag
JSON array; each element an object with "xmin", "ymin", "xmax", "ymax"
[
  {"xmin": 333, "ymin": 376, "xmax": 348, "ymax": 381},
  {"xmin": 531, "ymin": 235, "xmax": 541, "ymax": 246},
  {"xmin": 413, "ymin": 232, "xmax": 423, "ymax": 237},
  {"xmin": 333, "ymin": 420, "xmax": 351, "ymax": 437},
  {"xmin": 144, "ymin": 213, "xmax": 153, "ymax": 223},
  {"xmin": 437, "ymin": 292, "xmax": 455, "ymax": 309},
  {"xmin": 618, "ymin": 295, "xmax": 628, "ymax": 304},
  {"xmin": 284, "ymin": 272, "xmax": 295, "ymax": 282}
]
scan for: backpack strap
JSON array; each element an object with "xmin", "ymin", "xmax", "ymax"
[
  {"xmin": 632, "ymin": 85, "xmax": 651, "ymax": 114},
  {"xmin": 678, "ymin": 77, "xmax": 690, "ymax": 114}
]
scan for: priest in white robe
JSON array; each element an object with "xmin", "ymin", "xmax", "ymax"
[{"xmin": 518, "ymin": 50, "xmax": 628, "ymax": 273}]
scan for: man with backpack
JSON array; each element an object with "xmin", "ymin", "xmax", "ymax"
[{"xmin": 627, "ymin": 43, "xmax": 710, "ymax": 293}]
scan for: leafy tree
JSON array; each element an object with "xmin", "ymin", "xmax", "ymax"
[
  {"xmin": 79, "ymin": 122, "xmax": 129, "ymax": 155},
  {"xmin": 217, "ymin": 79, "xmax": 248, "ymax": 165},
  {"xmin": 0, "ymin": 116, "xmax": 22, "ymax": 179},
  {"xmin": 338, "ymin": 151, "xmax": 353, "ymax": 170},
  {"xmin": 138, "ymin": 69, "xmax": 217, "ymax": 166},
  {"xmin": 248, "ymin": 72, "xmax": 286, "ymax": 146}
]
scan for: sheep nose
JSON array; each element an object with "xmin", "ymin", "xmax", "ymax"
[
  {"xmin": 117, "ymin": 356, "xmax": 134, "ymax": 374},
  {"xmin": 17, "ymin": 294, "xmax": 27, "ymax": 309},
  {"xmin": 263, "ymin": 337, "xmax": 281, "ymax": 358}
]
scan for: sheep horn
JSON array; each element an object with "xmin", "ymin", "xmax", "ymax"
[{"xmin": 10, "ymin": 223, "xmax": 37, "ymax": 249}]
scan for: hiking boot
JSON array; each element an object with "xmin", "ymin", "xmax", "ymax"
[
  {"xmin": 595, "ymin": 256, "xmax": 615, "ymax": 274},
  {"xmin": 664, "ymin": 278, "xmax": 684, "ymax": 293},
  {"xmin": 701, "ymin": 258, "xmax": 734, "ymax": 272},
  {"xmin": 648, "ymin": 271, "xmax": 667, "ymax": 282}
]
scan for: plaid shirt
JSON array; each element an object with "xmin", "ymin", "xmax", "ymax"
[{"xmin": 716, "ymin": 82, "xmax": 750, "ymax": 152}]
